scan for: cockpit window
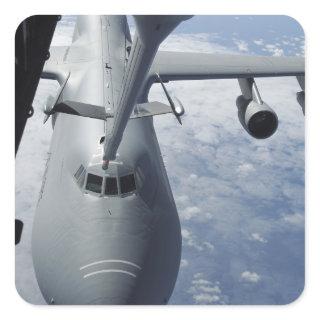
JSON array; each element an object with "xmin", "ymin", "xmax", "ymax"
[
  {"xmin": 74, "ymin": 165, "xmax": 85, "ymax": 180},
  {"xmin": 86, "ymin": 173, "xmax": 103, "ymax": 193},
  {"xmin": 105, "ymin": 177, "xmax": 118, "ymax": 195},
  {"xmin": 120, "ymin": 174, "xmax": 136, "ymax": 194},
  {"xmin": 74, "ymin": 165, "xmax": 86, "ymax": 188}
]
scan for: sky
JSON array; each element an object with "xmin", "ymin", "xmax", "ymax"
[{"xmin": 15, "ymin": 15, "xmax": 304, "ymax": 305}]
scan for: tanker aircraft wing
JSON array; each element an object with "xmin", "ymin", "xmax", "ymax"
[
  {"xmin": 146, "ymin": 50, "xmax": 305, "ymax": 133},
  {"xmin": 149, "ymin": 51, "xmax": 304, "ymax": 81}
]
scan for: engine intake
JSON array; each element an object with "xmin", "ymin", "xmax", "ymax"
[{"xmin": 236, "ymin": 96, "xmax": 278, "ymax": 139}]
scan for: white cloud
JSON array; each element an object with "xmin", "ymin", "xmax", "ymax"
[
  {"xmin": 237, "ymin": 163, "xmax": 255, "ymax": 176},
  {"xmin": 188, "ymin": 273, "xmax": 228, "ymax": 304},
  {"xmin": 180, "ymin": 206, "xmax": 201, "ymax": 220},
  {"xmin": 194, "ymin": 127, "xmax": 220, "ymax": 144},
  {"xmin": 271, "ymin": 48, "xmax": 285, "ymax": 57},
  {"xmin": 181, "ymin": 229, "xmax": 215, "ymax": 252},
  {"xmin": 240, "ymin": 271, "xmax": 261, "ymax": 283},
  {"xmin": 193, "ymin": 293, "xmax": 221, "ymax": 304},
  {"xmin": 263, "ymin": 44, "xmax": 285, "ymax": 56},
  {"xmin": 203, "ymin": 241, "xmax": 215, "ymax": 251},
  {"xmin": 181, "ymin": 228, "xmax": 191, "ymax": 239},
  {"xmin": 180, "ymin": 259, "xmax": 189, "ymax": 268},
  {"xmin": 254, "ymin": 39, "xmax": 264, "ymax": 46},
  {"xmin": 251, "ymin": 233, "xmax": 268, "ymax": 243},
  {"xmin": 181, "ymin": 228, "xmax": 204, "ymax": 251},
  {"xmin": 160, "ymin": 33, "xmax": 237, "ymax": 54},
  {"xmin": 282, "ymin": 212, "xmax": 304, "ymax": 227},
  {"xmin": 233, "ymin": 39, "xmax": 249, "ymax": 52},
  {"xmin": 175, "ymin": 194, "xmax": 189, "ymax": 204}
]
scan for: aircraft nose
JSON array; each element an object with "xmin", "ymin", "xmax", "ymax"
[{"xmin": 33, "ymin": 196, "xmax": 155, "ymax": 305}]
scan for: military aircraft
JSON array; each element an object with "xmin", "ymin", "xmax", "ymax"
[{"xmin": 17, "ymin": 15, "xmax": 304, "ymax": 305}]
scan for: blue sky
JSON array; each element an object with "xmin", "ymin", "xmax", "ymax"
[
  {"xmin": 129, "ymin": 15, "xmax": 304, "ymax": 56},
  {"xmin": 15, "ymin": 15, "xmax": 304, "ymax": 305}
]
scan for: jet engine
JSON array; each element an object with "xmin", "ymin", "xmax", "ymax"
[
  {"xmin": 236, "ymin": 95, "xmax": 278, "ymax": 139},
  {"xmin": 237, "ymin": 78, "xmax": 278, "ymax": 139}
]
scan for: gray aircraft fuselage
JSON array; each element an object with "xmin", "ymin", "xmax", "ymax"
[{"xmin": 32, "ymin": 16, "xmax": 181, "ymax": 305}]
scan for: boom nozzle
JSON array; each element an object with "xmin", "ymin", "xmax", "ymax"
[{"xmin": 102, "ymin": 159, "xmax": 109, "ymax": 170}]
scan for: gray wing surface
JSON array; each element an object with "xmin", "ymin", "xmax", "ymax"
[
  {"xmin": 46, "ymin": 46, "xmax": 70, "ymax": 65},
  {"xmin": 41, "ymin": 46, "xmax": 70, "ymax": 84},
  {"xmin": 149, "ymin": 51, "xmax": 304, "ymax": 82}
]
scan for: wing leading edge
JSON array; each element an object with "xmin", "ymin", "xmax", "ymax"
[{"xmin": 149, "ymin": 51, "xmax": 304, "ymax": 82}]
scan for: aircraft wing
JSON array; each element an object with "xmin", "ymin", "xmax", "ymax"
[
  {"xmin": 40, "ymin": 46, "xmax": 70, "ymax": 84},
  {"xmin": 149, "ymin": 51, "xmax": 304, "ymax": 82}
]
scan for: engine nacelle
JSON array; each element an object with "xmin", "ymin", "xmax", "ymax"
[{"xmin": 236, "ymin": 95, "xmax": 278, "ymax": 139}]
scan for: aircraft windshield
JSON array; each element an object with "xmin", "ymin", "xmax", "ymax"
[
  {"xmin": 80, "ymin": 164, "xmax": 136, "ymax": 197},
  {"xmin": 120, "ymin": 174, "xmax": 136, "ymax": 194},
  {"xmin": 86, "ymin": 173, "xmax": 103, "ymax": 193},
  {"xmin": 105, "ymin": 177, "xmax": 118, "ymax": 195},
  {"xmin": 74, "ymin": 165, "xmax": 86, "ymax": 188}
]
